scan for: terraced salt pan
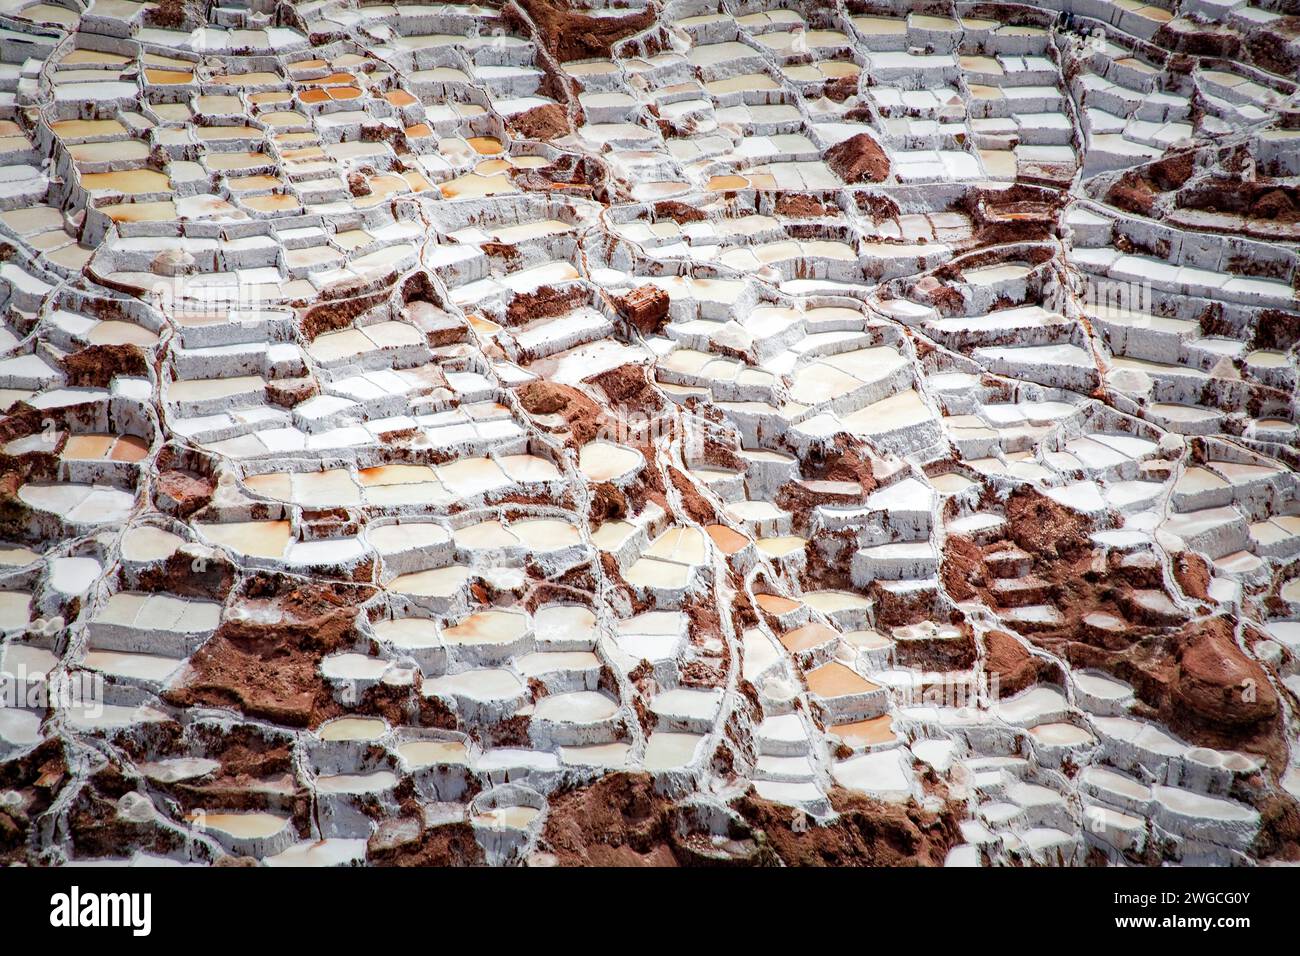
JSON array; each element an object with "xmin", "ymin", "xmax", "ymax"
[
  {"xmin": 579, "ymin": 444, "xmax": 639, "ymax": 481},
  {"xmin": 644, "ymin": 732, "xmax": 705, "ymax": 771},
  {"xmin": 4, "ymin": 0, "xmax": 1298, "ymax": 872},
  {"xmin": 18, "ymin": 483, "xmax": 134, "ymax": 525},
  {"xmin": 264, "ymin": 839, "xmax": 367, "ymax": 867},
  {"xmin": 318, "ymin": 717, "xmax": 387, "ymax": 742},
  {"xmin": 0, "ymin": 591, "xmax": 32, "ymax": 631},
  {"xmin": 398, "ymin": 739, "xmax": 470, "ymax": 769},
  {"xmin": 617, "ymin": 611, "xmax": 685, "ymax": 662},
  {"xmin": 424, "ymin": 669, "xmax": 523, "ymax": 702},
  {"xmin": 832, "ymin": 750, "xmax": 914, "ymax": 801}
]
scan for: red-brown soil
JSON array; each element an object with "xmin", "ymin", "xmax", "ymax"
[
  {"xmin": 504, "ymin": 284, "xmax": 587, "ymax": 326},
  {"xmin": 585, "ymin": 361, "xmax": 663, "ymax": 413},
  {"xmin": 653, "ymin": 200, "xmax": 707, "ymax": 224},
  {"xmin": 514, "ymin": 0, "xmax": 655, "ymax": 62},
  {"xmin": 0, "ymin": 739, "xmax": 67, "ymax": 864},
  {"xmin": 776, "ymin": 194, "xmax": 839, "ymax": 218},
  {"xmin": 165, "ymin": 579, "xmax": 373, "ymax": 728},
  {"xmin": 825, "ymin": 133, "xmax": 890, "ymax": 183},
  {"xmin": 516, "ymin": 379, "xmax": 603, "ymax": 446},
  {"xmin": 509, "ymin": 103, "xmax": 570, "ymax": 141},
  {"xmin": 62, "ymin": 344, "xmax": 149, "ymax": 388},
  {"xmin": 155, "ymin": 468, "xmax": 214, "ymax": 518},
  {"xmin": 368, "ymin": 815, "xmax": 485, "ymax": 866},
  {"xmin": 542, "ymin": 772, "xmax": 961, "ymax": 866},
  {"xmin": 1172, "ymin": 616, "xmax": 1278, "ymax": 734},
  {"xmin": 1172, "ymin": 551, "xmax": 1212, "ymax": 601},
  {"xmin": 733, "ymin": 788, "xmax": 962, "ymax": 866},
  {"xmin": 613, "ymin": 284, "xmax": 670, "ymax": 336},
  {"xmin": 542, "ymin": 772, "xmax": 681, "ymax": 866},
  {"xmin": 1004, "ymin": 486, "xmax": 1092, "ymax": 559},
  {"xmin": 983, "ymin": 628, "xmax": 1052, "ymax": 697}
]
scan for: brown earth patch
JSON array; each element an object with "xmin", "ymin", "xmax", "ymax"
[
  {"xmin": 822, "ymin": 74, "xmax": 859, "ymax": 102},
  {"xmin": 514, "ymin": 0, "xmax": 655, "ymax": 62},
  {"xmin": 1254, "ymin": 309, "xmax": 1300, "ymax": 351},
  {"xmin": 824, "ymin": 133, "xmax": 890, "ymax": 184},
  {"xmin": 155, "ymin": 468, "xmax": 214, "ymax": 518},
  {"xmin": 504, "ymin": 284, "xmax": 587, "ymax": 326},
  {"xmin": 1172, "ymin": 616, "xmax": 1278, "ymax": 734},
  {"xmin": 941, "ymin": 534, "xmax": 984, "ymax": 603},
  {"xmin": 509, "ymin": 103, "xmax": 570, "ymax": 141},
  {"xmin": 542, "ymin": 772, "xmax": 679, "ymax": 866},
  {"xmin": 1004, "ymin": 486, "xmax": 1091, "ymax": 560},
  {"xmin": 368, "ymin": 815, "xmax": 485, "ymax": 866},
  {"xmin": 300, "ymin": 283, "xmax": 392, "ymax": 341},
  {"xmin": 733, "ymin": 787, "xmax": 962, "ymax": 866},
  {"xmin": 1172, "ymin": 551, "xmax": 1212, "ymax": 601},
  {"xmin": 516, "ymin": 379, "xmax": 603, "ymax": 446},
  {"xmin": 586, "ymin": 361, "xmax": 663, "ymax": 413},
  {"xmin": 776, "ymin": 194, "xmax": 839, "ymax": 218},
  {"xmin": 669, "ymin": 466, "xmax": 718, "ymax": 524},
  {"xmin": 68, "ymin": 763, "xmax": 188, "ymax": 860},
  {"xmin": 63, "ymin": 344, "xmax": 148, "ymax": 388},
  {"xmin": 612, "ymin": 284, "xmax": 670, "ymax": 336},
  {"xmin": 588, "ymin": 481, "xmax": 627, "ymax": 523},
  {"xmin": 0, "ymin": 739, "xmax": 67, "ymax": 864},
  {"xmin": 164, "ymin": 578, "xmax": 373, "ymax": 728},
  {"xmin": 984, "ymin": 628, "xmax": 1051, "ymax": 697},
  {"xmin": 1106, "ymin": 171, "xmax": 1158, "ymax": 217},
  {"xmin": 653, "ymin": 200, "xmax": 707, "ymax": 224},
  {"xmin": 1252, "ymin": 788, "xmax": 1300, "ymax": 861}
]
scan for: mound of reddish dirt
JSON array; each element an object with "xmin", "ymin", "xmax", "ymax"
[
  {"xmin": 1251, "ymin": 188, "xmax": 1299, "ymax": 222},
  {"xmin": 734, "ymin": 788, "xmax": 962, "ymax": 866},
  {"xmin": 653, "ymin": 200, "xmax": 707, "ymax": 223},
  {"xmin": 1173, "ymin": 617, "xmax": 1278, "ymax": 733},
  {"xmin": 825, "ymin": 133, "xmax": 890, "ymax": 184},
  {"xmin": 143, "ymin": 0, "xmax": 199, "ymax": 28},
  {"xmin": 984, "ymin": 628, "xmax": 1051, "ymax": 697},
  {"xmin": 775, "ymin": 194, "xmax": 838, "ymax": 218},
  {"xmin": 1106, "ymin": 172, "xmax": 1158, "ymax": 216},
  {"xmin": 155, "ymin": 468, "xmax": 213, "ymax": 518},
  {"xmin": 516, "ymin": 0, "xmax": 655, "ymax": 62},
  {"xmin": 1172, "ymin": 551, "xmax": 1212, "ymax": 601},
  {"xmin": 516, "ymin": 379, "xmax": 603, "ymax": 446},
  {"xmin": 543, "ymin": 772, "xmax": 679, "ymax": 866},
  {"xmin": 588, "ymin": 481, "xmax": 627, "ymax": 523},
  {"xmin": 669, "ymin": 466, "xmax": 718, "ymax": 525},
  {"xmin": 941, "ymin": 535, "xmax": 984, "ymax": 603},
  {"xmin": 822, "ymin": 74, "xmax": 859, "ymax": 102},
  {"xmin": 368, "ymin": 816, "xmax": 485, "ymax": 866},
  {"xmin": 613, "ymin": 284, "xmax": 670, "ymax": 335},
  {"xmin": 1005, "ymin": 486, "xmax": 1091, "ymax": 559},
  {"xmin": 510, "ymin": 160, "xmax": 601, "ymax": 200},
  {"xmin": 803, "ymin": 439, "xmax": 877, "ymax": 489},
  {"xmin": 62, "ymin": 344, "xmax": 148, "ymax": 388},
  {"xmin": 509, "ymin": 103, "xmax": 570, "ymax": 141},
  {"xmin": 165, "ymin": 581, "xmax": 370, "ymax": 728},
  {"xmin": 586, "ymin": 361, "xmax": 662, "ymax": 412},
  {"xmin": 1253, "ymin": 790, "xmax": 1300, "ymax": 861},
  {"xmin": 1254, "ymin": 309, "xmax": 1300, "ymax": 351},
  {"xmin": 0, "ymin": 739, "xmax": 67, "ymax": 864},
  {"xmin": 504, "ymin": 284, "xmax": 587, "ymax": 325}
]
